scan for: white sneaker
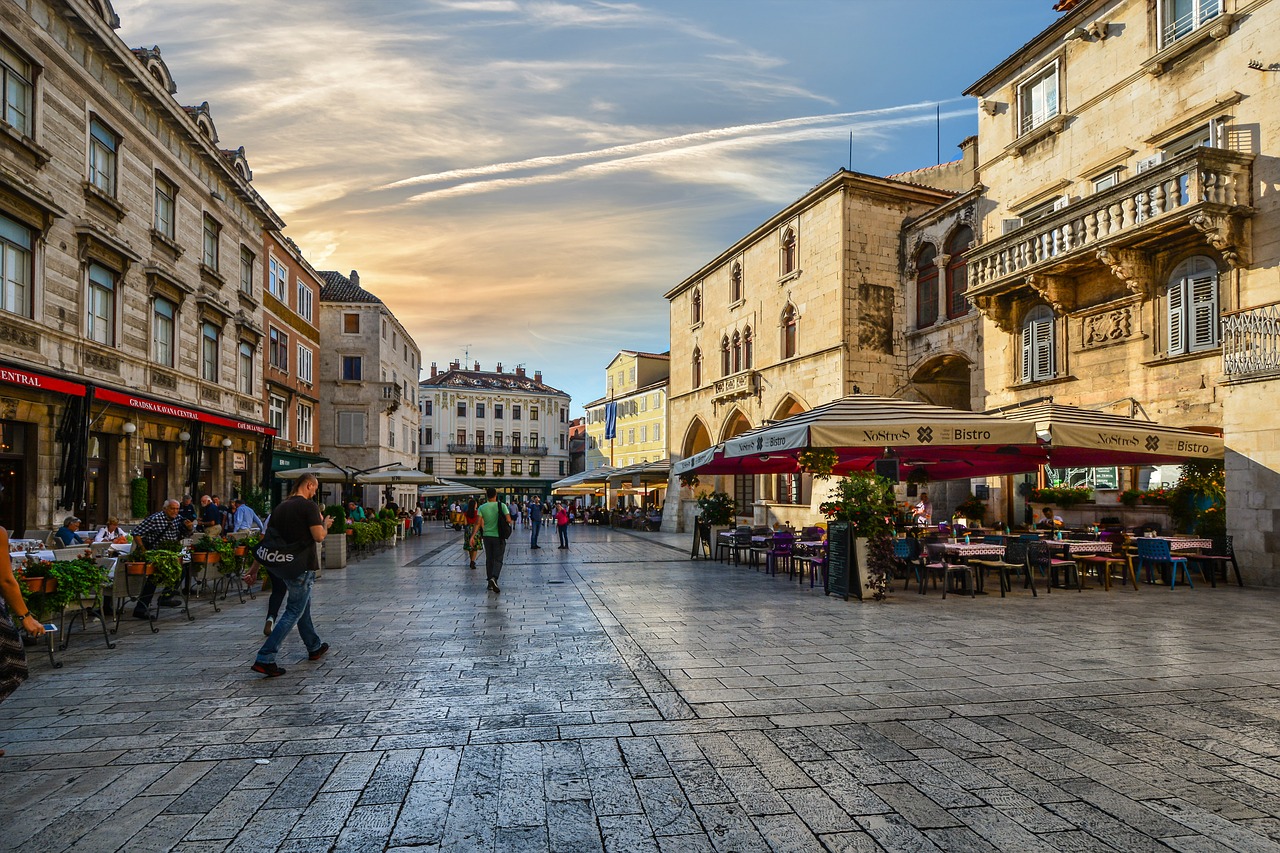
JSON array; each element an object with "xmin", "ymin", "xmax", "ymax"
[{"xmin": 263, "ymin": 616, "xmax": 275, "ymax": 636}]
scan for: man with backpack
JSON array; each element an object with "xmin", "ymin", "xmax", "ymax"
[{"xmin": 470, "ymin": 488, "xmax": 513, "ymax": 594}]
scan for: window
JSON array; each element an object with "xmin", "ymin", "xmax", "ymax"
[
  {"xmin": 388, "ymin": 426, "xmax": 395, "ymax": 449},
  {"xmin": 475, "ymin": 459, "xmax": 487, "ymax": 475},
  {"xmin": 530, "ymin": 407, "xmax": 538, "ymax": 420},
  {"xmin": 730, "ymin": 263, "xmax": 743, "ymax": 302},
  {"xmin": 493, "ymin": 460, "xmax": 504, "ymax": 476},
  {"xmin": 477, "ymin": 403, "xmax": 485, "ymax": 418},
  {"xmin": 342, "ymin": 313, "xmax": 360, "ymax": 333},
  {"xmin": 0, "ymin": 213, "xmax": 34, "ymax": 317},
  {"xmin": 88, "ymin": 117, "xmax": 119, "ymax": 196},
  {"xmin": 1, "ymin": 41, "xmax": 34, "ymax": 136},
  {"xmin": 201, "ymin": 321, "xmax": 220, "ymax": 381},
  {"xmin": 512, "ymin": 433, "xmax": 521, "ymax": 450},
  {"xmin": 627, "ymin": 428, "xmax": 635, "ymax": 445},
  {"xmin": 691, "ymin": 347, "xmax": 702, "ymax": 388},
  {"xmin": 239, "ymin": 247, "xmax": 254, "ymax": 296},
  {"xmin": 559, "ymin": 461, "xmax": 566, "ymax": 476},
  {"xmin": 512, "ymin": 459, "xmax": 522, "ymax": 475},
  {"xmin": 743, "ymin": 327, "xmax": 753, "ymax": 369},
  {"xmin": 640, "ymin": 425, "xmax": 648, "ymax": 442},
  {"xmin": 423, "ymin": 458, "xmax": 433, "ymax": 474},
  {"xmin": 297, "ymin": 403, "xmax": 313, "ymax": 446},
  {"xmin": 559, "ymin": 434, "xmax": 566, "ymax": 449},
  {"xmin": 945, "ymin": 227, "xmax": 972, "ymax": 320},
  {"xmin": 456, "ymin": 429, "xmax": 467, "ymax": 446},
  {"xmin": 476, "ymin": 429, "xmax": 485, "ymax": 451},
  {"xmin": 775, "ymin": 473, "xmax": 806, "ymax": 506},
  {"xmin": 86, "ymin": 263, "xmax": 116, "ymax": 346},
  {"xmin": 341, "ymin": 355, "xmax": 362, "ymax": 381},
  {"xmin": 1167, "ymin": 255, "xmax": 1220, "ymax": 355},
  {"xmin": 494, "ymin": 430, "xmax": 503, "ymax": 448},
  {"xmin": 337, "ymin": 412, "xmax": 366, "ymax": 445},
  {"xmin": 691, "ymin": 288, "xmax": 702, "ymax": 325},
  {"xmin": 653, "ymin": 423, "xmax": 661, "ymax": 442},
  {"xmin": 424, "ymin": 427, "xmax": 433, "ymax": 446},
  {"xmin": 494, "ymin": 403, "xmax": 503, "ymax": 419},
  {"xmin": 780, "ymin": 228, "xmax": 797, "ymax": 275},
  {"xmin": 720, "ymin": 336, "xmax": 731, "ymax": 376},
  {"xmin": 297, "ymin": 344, "xmax": 313, "ymax": 383},
  {"xmin": 732, "ymin": 331, "xmax": 742, "ymax": 373},
  {"xmin": 202, "ymin": 214, "xmax": 220, "ymax": 270},
  {"xmin": 530, "ymin": 461, "xmax": 540, "ymax": 477},
  {"xmin": 1160, "ymin": 0, "xmax": 1223, "ymax": 47},
  {"xmin": 1020, "ymin": 304, "xmax": 1056, "ymax": 383},
  {"xmin": 1163, "ymin": 121, "xmax": 1223, "ymax": 157},
  {"xmin": 513, "ymin": 405, "xmax": 521, "ymax": 420},
  {"xmin": 269, "ymin": 328, "xmax": 288, "ymax": 372},
  {"xmin": 1017, "ymin": 61, "xmax": 1059, "ymax": 136},
  {"xmin": 268, "ymin": 257, "xmax": 287, "ymax": 298},
  {"xmin": 457, "ymin": 401, "xmax": 467, "ymax": 417},
  {"xmin": 154, "ymin": 174, "xmax": 177, "ymax": 239},
  {"xmin": 269, "ymin": 394, "xmax": 288, "ymax": 439},
  {"xmin": 424, "ymin": 400, "xmax": 433, "ymax": 416},
  {"xmin": 152, "ymin": 298, "xmax": 176, "ymax": 366},
  {"xmin": 381, "ymin": 318, "xmax": 387, "ymax": 339},
  {"xmin": 531, "ymin": 431, "xmax": 539, "ymax": 447},
  {"xmin": 781, "ymin": 304, "xmax": 797, "ymax": 359},
  {"xmin": 238, "ymin": 341, "xmax": 254, "ymax": 395},
  {"xmin": 1092, "ymin": 168, "xmax": 1123, "ymax": 193},
  {"xmin": 455, "ymin": 458, "xmax": 467, "ymax": 475}
]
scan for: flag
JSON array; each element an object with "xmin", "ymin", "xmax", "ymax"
[{"xmin": 604, "ymin": 401, "xmax": 617, "ymax": 440}]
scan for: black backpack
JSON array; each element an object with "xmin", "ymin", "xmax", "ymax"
[
  {"xmin": 497, "ymin": 504, "xmax": 512, "ymax": 540},
  {"xmin": 253, "ymin": 525, "xmax": 316, "ymax": 580}
]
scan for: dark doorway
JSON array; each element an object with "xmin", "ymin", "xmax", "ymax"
[
  {"xmin": 143, "ymin": 439, "xmax": 169, "ymax": 514},
  {"xmin": 0, "ymin": 421, "xmax": 28, "ymax": 535},
  {"xmin": 84, "ymin": 433, "xmax": 110, "ymax": 526}
]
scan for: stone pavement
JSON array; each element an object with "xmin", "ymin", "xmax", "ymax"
[{"xmin": 3, "ymin": 522, "xmax": 1280, "ymax": 852}]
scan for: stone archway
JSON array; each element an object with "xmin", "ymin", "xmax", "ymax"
[
  {"xmin": 909, "ymin": 354, "xmax": 974, "ymax": 411},
  {"xmin": 681, "ymin": 417, "xmax": 712, "ymax": 458},
  {"xmin": 720, "ymin": 408, "xmax": 753, "ymax": 442}
]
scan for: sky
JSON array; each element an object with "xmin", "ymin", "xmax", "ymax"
[{"xmin": 115, "ymin": 0, "xmax": 1061, "ymax": 414}]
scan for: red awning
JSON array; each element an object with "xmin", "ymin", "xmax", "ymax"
[{"xmin": 95, "ymin": 388, "xmax": 276, "ymax": 436}]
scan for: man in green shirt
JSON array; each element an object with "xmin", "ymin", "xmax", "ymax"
[{"xmin": 470, "ymin": 487, "xmax": 513, "ymax": 594}]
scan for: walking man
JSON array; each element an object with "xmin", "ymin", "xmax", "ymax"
[
  {"xmin": 252, "ymin": 473, "xmax": 332, "ymax": 677},
  {"xmin": 470, "ymin": 487, "xmax": 512, "ymax": 594},
  {"xmin": 528, "ymin": 499, "xmax": 542, "ymax": 549}
]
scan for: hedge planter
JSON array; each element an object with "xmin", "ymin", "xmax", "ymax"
[
  {"xmin": 125, "ymin": 561, "xmax": 153, "ymax": 576},
  {"xmin": 322, "ymin": 534, "xmax": 347, "ymax": 570},
  {"xmin": 25, "ymin": 576, "xmax": 57, "ymax": 594}
]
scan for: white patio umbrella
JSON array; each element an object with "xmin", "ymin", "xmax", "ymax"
[
  {"xmin": 354, "ymin": 465, "xmax": 442, "ymax": 486},
  {"xmin": 275, "ymin": 462, "xmax": 354, "ymax": 482},
  {"xmin": 417, "ymin": 479, "xmax": 484, "ymax": 497}
]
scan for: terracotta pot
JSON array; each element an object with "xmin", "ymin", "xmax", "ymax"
[
  {"xmin": 191, "ymin": 551, "xmax": 219, "ymax": 564},
  {"xmin": 233, "ymin": 545, "xmax": 248, "ymax": 556},
  {"xmin": 25, "ymin": 576, "xmax": 57, "ymax": 593},
  {"xmin": 125, "ymin": 562, "xmax": 154, "ymax": 576}
]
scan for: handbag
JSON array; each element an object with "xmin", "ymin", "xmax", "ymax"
[
  {"xmin": 253, "ymin": 525, "xmax": 316, "ymax": 580},
  {"xmin": 497, "ymin": 504, "xmax": 512, "ymax": 540}
]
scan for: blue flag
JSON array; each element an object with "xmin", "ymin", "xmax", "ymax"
[{"xmin": 604, "ymin": 401, "xmax": 617, "ymax": 440}]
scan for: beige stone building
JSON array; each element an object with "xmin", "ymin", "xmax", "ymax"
[
  {"xmin": 583, "ymin": 350, "xmax": 669, "ymax": 472},
  {"xmin": 317, "ymin": 270, "xmax": 421, "ymax": 509},
  {"xmin": 962, "ymin": 0, "xmax": 1279, "ymax": 581},
  {"xmin": 664, "ymin": 171, "xmax": 954, "ymax": 531},
  {"xmin": 0, "ymin": 0, "xmax": 281, "ymax": 531}
]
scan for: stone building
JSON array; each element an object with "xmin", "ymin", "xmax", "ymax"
[
  {"xmin": 0, "ymin": 0, "xmax": 280, "ymax": 531},
  {"xmin": 262, "ymin": 231, "xmax": 323, "ymax": 503},
  {"xmin": 583, "ymin": 350, "xmax": 669, "ymax": 472},
  {"xmin": 962, "ymin": 0, "xmax": 1279, "ymax": 581},
  {"xmin": 664, "ymin": 170, "xmax": 954, "ymax": 531},
  {"xmin": 418, "ymin": 362, "xmax": 571, "ymax": 504},
  {"xmin": 317, "ymin": 270, "xmax": 421, "ymax": 509}
]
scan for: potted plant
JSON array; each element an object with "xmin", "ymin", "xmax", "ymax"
[
  {"xmin": 145, "ymin": 549, "xmax": 184, "ymax": 591},
  {"xmin": 190, "ymin": 534, "xmax": 232, "ymax": 567},
  {"xmin": 47, "ymin": 558, "xmax": 109, "ymax": 611},
  {"xmin": 130, "ymin": 476, "xmax": 149, "ymax": 519},
  {"xmin": 19, "ymin": 560, "xmax": 57, "ymax": 595},
  {"xmin": 323, "ymin": 504, "xmax": 348, "ymax": 569},
  {"xmin": 953, "ymin": 494, "xmax": 987, "ymax": 526},
  {"xmin": 1168, "ymin": 459, "xmax": 1224, "ymax": 535},
  {"xmin": 819, "ymin": 472, "xmax": 896, "ymax": 601},
  {"xmin": 797, "ymin": 448, "xmax": 838, "ymax": 479},
  {"xmin": 678, "ymin": 473, "xmax": 699, "ymax": 490}
]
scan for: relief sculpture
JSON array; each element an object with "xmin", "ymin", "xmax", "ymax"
[{"xmin": 1083, "ymin": 307, "xmax": 1132, "ymax": 348}]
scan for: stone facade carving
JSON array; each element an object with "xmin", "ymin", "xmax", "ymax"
[
  {"xmin": 1189, "ymin": 211, "xmax": 1249, "ymax": 268},
  {"xmin": 1026, "ymin": 273, "xmax": 1076, "ymax": 314},
  {"xmin": 83, "ymin": 350, "xmax": 120, "ymax": 374},
  {"xmin": 971, "ymin": 292, "xmax": 1017, "ymax": 334},
  {"xmin": 1082, "ymin": 307, "xmax": 1133, "ymax": 348},
  {"xmin": 150, "ymin": 370, "xmax": 177, "ymax": 390},
  {"xmin": 0, "ymin": 321, "xmax": 39, "ymax": 350},
  {"xmin": 1096, "ymin": 247, "xmax": 1154, "ymax": 299}
]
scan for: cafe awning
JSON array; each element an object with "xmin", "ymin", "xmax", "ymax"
[
  {"xmin": 604, "ymin": 459, "xmax": 670, "ymax": 485},
  {"xmin": 993, "ymin": 400, "xmax": 1224, "ymax": 466},
  {"xmin": 355, "ymin": 465, "xmax": 442, "ymax": 486},
  {"xmin": 276, "ymin": 462, "xmax": 355, "ymax": 482},
  {"xmin": 550, "ymin": 467, "xmax": 614, "ymax": 494}
]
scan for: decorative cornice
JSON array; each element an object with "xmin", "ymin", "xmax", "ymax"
[
  {"xmin": 1096, "ymin": 247, "xmax": 1154, "ymax": 300},
  {"xmin": 1026, "ymin": 273, "xmax": 1076, "ymax": 314}
]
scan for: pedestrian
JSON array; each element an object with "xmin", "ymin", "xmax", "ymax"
[
  {"xmin": 412, "ymin": 505, "xmax": 424, "ymax": 536},
  {"xmin": 555, "ymin": 501, "xmax": 571, "ymax": 549},
  {"xmin": 0, "ymin": 525, "xmax": 46, "ymax": 757},
  {"xmin": 462, "ymin": 499, "xmax": 482, "ymax": 570},
  {"xmin": 178, "ymin": 494, "xmax": 197, "ymax": 524},
  {"xmin": 228, "ymin": 498, "xmax": 265, "ymax": 534},
  {"xmin": 470, "ymin": 487, "xmax": 512, "ymax": 594},
  {"xmin": 93, "ymin": 516, "xmax": 129, "ymax": 544},
  {"xmin": 251, "ymin": 473, "xmax": 332, "ymax": 678},
  {"xmin": 528, "ymin": 499, "xmax": 542, "ymax": 549},
  {"xmin": 131, "ymin": 499, "xmax": 194, "ymax": 619}
]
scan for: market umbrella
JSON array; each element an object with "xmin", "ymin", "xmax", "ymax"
[
  {"xmin": 992, "ymin": 400, "xmax": 1224, "ymax": 466},
  {"xmin": 275, "ymin": 462, "xmax": 355, "ymax": 482},
  {"xmin": 417, "ymin": 479, "xmax": 484, "ymax": 497},
  {"xmin": 550, "ymin": 467, "xmax": 614, "ymax": 495},
  {"xmin": 354, "ymin": 465, "xmax": 442, "ymax": 486},
  {"xmin": 604, "ymin": 459, "xmax": 671, "ymax": 485}
]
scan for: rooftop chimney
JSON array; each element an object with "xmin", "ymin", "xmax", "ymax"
[
  {"xmin": 515, "ymin": 366, "xmax": 526, "ymax": 378},
  {"xmin": 349, "ymin": 270, "xmax": 359, "ymax": 287},
  {"xmin": 449, "ymin": 359, "xmax": 459, "ymax": 370},
  {"xmin": 430, "ymin": 361, "xmax": 437, "ymax": 378},
  {"xmin": 534, "ymin": 370, "xmax": 542, "ymax": 383},
  {"xmin": 474, "ymin": 361, "xmax": 480, "ymax": 372},
  {"xmin": 496, "ymin": 362, "xmax": 503, "ymax": 373}
]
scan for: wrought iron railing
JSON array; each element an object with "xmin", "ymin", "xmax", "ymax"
[{"xmin": 1223, "ymin": 303, "xmax": 1280, "ymax": 376}]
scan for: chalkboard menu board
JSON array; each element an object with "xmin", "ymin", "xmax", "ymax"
[
  {"xmin": 690, "ymin": 519, "xmax": 712, "ymax": 559},
  {"xmin": 826, "ymin": 521, "xmax": 851, "ymax": 600}
]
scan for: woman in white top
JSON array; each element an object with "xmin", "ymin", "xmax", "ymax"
[{"xmin": 93, "ymin": 517, "xmax": 129, "ymax": 544}]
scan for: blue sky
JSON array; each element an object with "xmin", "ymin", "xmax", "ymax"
[{"xmin": 116, "ymin": 0, "xmax": 1060, "ymax": 413}]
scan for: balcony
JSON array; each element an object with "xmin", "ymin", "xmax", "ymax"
[
  {"xmin": 968, "ymin": 148, "xmax": 1253, "ymax": 329},
  {"xmin": 447, "ymin": 442, "xmax": 475, "ymax": 454},
  {"xmin": 712, "ymin": 369, "xmax": 758, "ymax": 406},
  {"xmin": 1223, "ymin": 302, "xmax": 1280, "ymax": 379}
]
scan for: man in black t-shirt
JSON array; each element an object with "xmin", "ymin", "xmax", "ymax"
[{"xmin": 251, "ymin": 473, "xmax": 333, "ymax": 677}]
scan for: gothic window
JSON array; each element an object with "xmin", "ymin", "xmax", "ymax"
[
  {"xmin": 691, "ymin": 287, "xmax": 702, "ymax": 325},
  {"xmin": 691, "ymin": 347, "xmax": 702, "ymax": 388},
  {"xmin": 916, "ymin": 243, "xmax": 938, "ymax": 329},
  {"xmin": 743, "ymin": 326, "xmax": 753, "ymax": 369},
  {"xmin": 731, "ymin": 331, "xmax": 742, "ymax": 373},
  {"xmin": 781, "ymin": 304, "xmax": 797, "ymax": 359},
  {"xmin": 945, "ymin": 227, "xmax": 972, "ymax": 319},
  {"xmin": 730, "ymin": 262, "xmax": 742, "ymax": 303},
  {"xmin": 780, "ymin": 228, "xmax": 797, "ymax": 275},
  {"xmin": 720, "ymin": 335, "xmax": 731, "ymax": 377}
]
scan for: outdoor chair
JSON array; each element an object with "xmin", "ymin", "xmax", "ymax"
[
  {"xmin": 922, "ymin": 543, "xmax": 973, "ymax": 597},
  {"xmin": 1135, "ymin": 537, "xmax": 1193, "ymax": 589},
  {"xmin": 746, "ymin": 526, "xmax": 773, "ymax": 568},
  {"xmin": 793, "ymin": 538, "xmax": 826, "ymax": 588},
  {"xmin": 800, "ymin": 526, "xmax": 825, "ymax": 542},
  {"xmin": 1073, "ymin": 534, "xmax": 1138, "ymax": 591},
  {"xmin": 729, "ymin": 529, "xmax": 754, "ymax": 565},
  {"xmin": 969, "ymin": 540, "xmax": 1036, "ymax": 598},
  {"xmin": 765, "ymin": 531, "xmax": 795, "ymax": 577},
  {"xmin": 891, "ymin": 537, "xmax": 923, "ymax": 592},
  {"xmin": 712, "ymin": 525, "xmax": 739, "ymax": 562},
  {"xmin": 51, "ymin": 546, "xmax": 88, "ymax": 561},
  {"xmin": 1191, "ymin": 536, "xmax": 1242, "ymax": 587}
]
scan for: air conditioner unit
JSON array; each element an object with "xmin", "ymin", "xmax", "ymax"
[
  {"xmin": 1136, "ymin": 152, "xmax": 1165, "ymax": 173},
  {"xmin": 1002, "ymin": 218, "xmax": 1024, "ymax": 234}
]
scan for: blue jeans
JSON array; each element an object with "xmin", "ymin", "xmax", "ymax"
[
  {"xmin": 530, "ymin": 521, "xmax": 540, "ymax": 547},
  {"xmin": 558, "ymin": 524, "xmax": 569, "ymax": 547},
  {"xmin": 255, "ymin": 570, "xmax": 322, "ymax": 665}
]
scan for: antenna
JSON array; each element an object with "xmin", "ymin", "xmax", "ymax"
[
  {"xmin": 936, "ymin": 103, "xmax": 941, "ymax": 165},
  {"xmin": 462, "ymin": 345, "xmax": 472, "ymax": 366},
  {"xmin": 848, "ymin": 131, "xmax": 852, "ymax": 171}
]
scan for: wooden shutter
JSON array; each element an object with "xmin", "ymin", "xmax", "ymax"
[
  {"xmin": 1033, "ymin": 314, "xmax": 1054, "ymax": 380},
  {"xmin": 1021, "ymin": 321, "xmax": 1034, "ymax": 382},
  {"xmin": 1167, "ymin": 279, "xmax": 1186, "ymax": 355},
  {"xmin": 1188, "ymin": 273, "xmax": 1218, "ymax": 351}
]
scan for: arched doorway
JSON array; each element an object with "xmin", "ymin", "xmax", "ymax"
[
  {"xmin": 769, "ymin": 396, "xmax": 809, "ymax": 507},
  {"xmin": 909, "ymin": 354, "xmax": 973, "ymax": 411},
  {"xmin": 720, "ymin": 409, "xmax": 753, "ymax": 520},
  {"xmin": 681, "ymin": 417, "xmax": 712, "ymax": 459}
]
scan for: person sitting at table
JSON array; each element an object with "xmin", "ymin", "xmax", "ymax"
[
  {"xmin": 1036, "ymin": 507, "xmax": 1064, "ymax": 530},
  {"xmin": 53, "ymin": 516, "xmax": 87, "ymax": 547},
  {"xmin": 93, "ymin": 517, "xmax": 129, "ymax": 544},
  {"xmin": 912, "ymin": 492, "xmax": 932, "ymax": 526},
  {"xmin": 227, "ymin": 498, "xmax": 265, "ymax": 533}
]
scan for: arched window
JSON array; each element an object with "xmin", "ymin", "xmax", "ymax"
[
  {"xmin": 720, "ymin": 336, "xmax": 731, "ymax": 376},
  {"xmin": 1167, "ymin": 255, "xmax": 1220, "ymax": 355},
  {"xmin": 743, "ymin": 326, "xmax": 753, "ymax": 369},
  {"xmin": 945, "ymin": 227, "xmax": 972, "ymax": 319},
  {"xmin": 730, "ymin": 263, "xmax": 742, "ymax": 303},
  {"xmin": 916, "ymin": 243, "xmax": 938, "ymax": 329},
  {"xmin": 732, "ymin": 331, "xmax": 742, "ymax": 373},
  {"xmin": 1020, "ymin": 304, "xmax": 1056, "ymax": 382},
  {"xmin": 780, "ymin": 228, "xmax": 797, "ymax": 275},
  {"xmin": 781, "ymin": 304, "xmax": 797, "ymax": 359},
  {"xmin": 691, "ymin": 288, "xmax": 702, "ymax": 325},
  {"xmin": 691, "ymin": 347, "xmax": 702, "ymax": 388}
]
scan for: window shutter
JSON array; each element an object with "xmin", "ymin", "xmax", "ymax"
[
  {"xmin": 1033, "ymin": 316, "xmax": 1053, "ymax": 380},
  {"xmin": 1167, "ymin": 280, "xmax": 1186, "ymax": 355},
  {"xmin": 1188, "ymin": 273, "xmax": 1219, "ymax": 351},
  {"xmin": 1021, "ymin": 321, "xmax": 1034, "ymax": 382}
]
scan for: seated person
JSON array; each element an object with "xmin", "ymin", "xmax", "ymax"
[
  {"xmin": 54, "ymin": 516, "xmax": 87, "ymax": 547},
  {"xmin": 912, "ymin": 492, "xmax": 932, "ymax": 526},
  {"xmin": 93, "ymin": 516, "xmax": 130, "ymax": 544},
  {"xmin": 1036, "ymin": 506, "xmax": 1064, "ymax": 530}
]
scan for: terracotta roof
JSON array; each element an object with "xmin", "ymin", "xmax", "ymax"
[
  {"xmin": 318, "ymin": 270, "xmax": 382, "ymax": 304},
  {"xmin": 421, "ymin": 368, "xmax": 569, "ymax": 397},
  {"xmin": 1053, "ymin": 0, "xmax": 1082, "ymax": 10},
  {"xmin": 623, "ymin": 350, "xmax": 670, "ymax": 360}
]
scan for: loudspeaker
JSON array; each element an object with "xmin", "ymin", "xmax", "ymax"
[{"xmin": 873, "ymin": 458, "xmax": 900, "ymax": 482}]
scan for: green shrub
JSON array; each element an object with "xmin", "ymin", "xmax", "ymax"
[
  {"xmin": 324, "ymin": 504, "xmax": 347, "ymax": 535},
  {"xmin": 130, "ymin": 477, "xmax": 149, "ymax": 518},
  {"xmin": 696, "ymin": 492, "xmax": 735, "ymax": 525}
]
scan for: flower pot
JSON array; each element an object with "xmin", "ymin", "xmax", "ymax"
[
  {"xmin": 191, "ymin": 551, "xmax": 219, "ymax": 564},
  {"xmin": 125, "ymin": 562, "xmax": 153, "ymax": 576},
  {"xmin": 25, "ymin": 576, "xmax": 57, "ymax": 593},
  {"xmin": 233, "ymin": 545, "xmax": 248, "ymax": 556}
]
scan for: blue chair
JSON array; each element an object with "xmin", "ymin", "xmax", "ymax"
[
  {"xmin": 1135, "ymin": 538, "xmax": 1193, "ymax": 589},
  {"xmin": 892, "ymin": 537, "xmax": 923, "ymax": 592}
]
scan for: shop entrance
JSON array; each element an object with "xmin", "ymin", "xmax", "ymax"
[
  {"xmin": 84, "ymin": 433, "xmax": 110, "ymax": 526},
  {"xmin": 0, "ymin": 422, "xmax": 28, "ymax": 535},
  {"xmin": 143, "ymin": 439, "xmax": 169, "ymax": 514}
]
